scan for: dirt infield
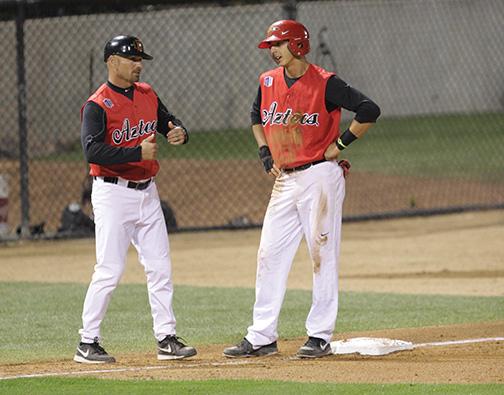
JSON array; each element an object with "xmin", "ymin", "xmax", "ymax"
[
  {"xmin": 1, "ymin": 210, "xmax": 503, "ymax": 383},
  {"xmin": 1, "ymin": 322, "xmax": 503, "ymax": 384}
]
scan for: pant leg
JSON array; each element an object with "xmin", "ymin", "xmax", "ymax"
[
  {"xmin": 131, "ymin": 182, "xmax": 176, "ymax": 342},
  {"xmin": 246, "ymin": 173, "xmax": 304, "ymax": 346},
  {"xmin": 79, "ymin": 181, "xmax": 137, "ymax": 343},
  {"xmin": 297, "ymin": 161, "xmax": 345, "ymax": 343}
]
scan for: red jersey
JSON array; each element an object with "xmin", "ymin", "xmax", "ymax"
[
  {"xmin": 259, "ymin": 64, "xmax": 341, "ymax": 168},
  {"xmin": 82, "ymin": 82, "xmax": 159, "ymax": 180}
]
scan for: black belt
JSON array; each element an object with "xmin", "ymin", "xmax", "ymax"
[
  {"xmin": 283, "ymin": 159, "xmax": 326, "ymax": 173},
  {"xmin": 94, "ymin": 176, "xmax": 152, "ymax": 191}
]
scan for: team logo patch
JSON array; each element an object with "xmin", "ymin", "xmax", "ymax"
[
  {"xmin": 133, "ymin": 39, "xmax": 144, "ymax": 53},
  {"xmin": 103, "ymin": 98, "xmax": 114, "ymax": 108},
  {"xmin": 264, "ymin": 76, "xmax": 273, "ymax": 87}
]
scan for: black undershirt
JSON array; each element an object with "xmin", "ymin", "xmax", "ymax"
[
  {"xmin": 81, "ymin": 81, "xmax": 187, "ymax": 165},
  {"xmin": 250, "ymin": 71, "xmax": 380, "ymax": 125}
]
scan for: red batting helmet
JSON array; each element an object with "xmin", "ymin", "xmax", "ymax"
[{"xmin": 258, "ymin": 20, "xmax": 310, "ymax": 57}]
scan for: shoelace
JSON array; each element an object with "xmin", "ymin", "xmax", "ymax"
[
  {"xmin": 166, "ymin": 335, "xmax": 188, "ymax": 348},
  {"xmin": 92, "ymin": 342, "xmax": 107, "ymax": 355},
  {"xmin": 305, "ymin": 337, "xmax": 322, "ymax": 348},
  {"xmin": 239, "ymin": 338, "xmax": 254, "ymax": 352}
]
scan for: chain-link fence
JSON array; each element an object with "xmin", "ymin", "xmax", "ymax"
[{"xmin": 1, "ymin": 0, "xmax": 503, "ymax": 239}]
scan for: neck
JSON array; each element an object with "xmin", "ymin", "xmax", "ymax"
[
  {"xmin": 108, "ymin": 74, "xmax": 133, "ymax": 89},
  {"xmin": 284, "ymin": 59, "xmax": 309, "ymax": 79}
]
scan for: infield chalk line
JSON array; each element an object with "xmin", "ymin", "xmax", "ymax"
[
  {"xmin": 413, "ymin": 336, "xmax": 504, "ymax": 348},
  {"xmin": 1, "ymin": 337, "xmax": 503, "ymax": 381},
  {"xmin": 0, "ymin": 359, "xmax": 254, "ymax": 381}
]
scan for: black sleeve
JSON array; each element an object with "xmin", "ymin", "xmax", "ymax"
[
  {"xmin": 325, "ymin": 76, "xmax": 381, "ymax": 123},
  {"xmin": 157, "ymin": 97, "xmax": 189, "ymax": 143},
  {"xmin": 251, "ymin": 86, "xmax": 262, "ymax": 126},
  {"xmin": 80, "ymin": 101, "xmax": 142, "ymax": 165}
]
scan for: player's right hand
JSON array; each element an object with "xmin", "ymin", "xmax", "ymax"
[
  {"xmin": 141, "ymin": 134, "xmax": 157, "ymax": 160},
  {"xmin": 269, "ymin": 163, "xmax": 281, "ymax": 178},
  {"xmin": 258, "ymin": 145, "xmax": 280, "ymax": 177}
]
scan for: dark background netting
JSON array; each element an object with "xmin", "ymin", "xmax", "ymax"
[{"xmin": 0, "ymin": 0, "xmax": 503, "ymax": 239}]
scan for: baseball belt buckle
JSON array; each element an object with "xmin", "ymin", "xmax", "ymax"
[{"xmin": 129, "ymin": 178, "xmax": 151, "ymax": 190}]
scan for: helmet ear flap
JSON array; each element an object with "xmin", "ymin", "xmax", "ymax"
[
  {"xmin": 296, "ymin": 41, "xmax": 305, "ymax": 55},
  {"xmin": 288, "ymin": 40, "xmax": 306, "ymax": 57}
]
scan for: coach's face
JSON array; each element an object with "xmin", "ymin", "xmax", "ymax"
[{"xmin": 109, "ymin": 55, "xmax": 144, "ymax": 86}]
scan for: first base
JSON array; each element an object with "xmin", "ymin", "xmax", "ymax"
[{"xmin": 330, "ymin": 337, "xmax": 414, "ymax": 356}]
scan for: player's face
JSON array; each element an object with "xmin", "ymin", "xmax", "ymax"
[
  {"xmin": 113, "ymin": 55, "xmax": 144, "ymax": 85},
  {"xmin": 269, "ymin": 41, "xmax": 294, "ymax": 66}
]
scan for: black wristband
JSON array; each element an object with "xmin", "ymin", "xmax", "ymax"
[
  {"xmin": 258, "ymin": 145, "xmax": 273, "ymax": 173},
  {"xmin": 258, "ymin": 145, "xmax": 270, "ymax": 156},
  {"xmin": 335, "ymin": 128, "xmax": 357, "ymax": 151}
]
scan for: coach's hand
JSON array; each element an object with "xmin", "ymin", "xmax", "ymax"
[
  {"xmin": 167, "ymin": 121, "xmax": 187, "ymax": 145},
  {"xmin": 141, "ymin": 134, "xmax": 157, "ymax": 160}
]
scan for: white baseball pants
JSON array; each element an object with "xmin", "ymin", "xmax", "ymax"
[
  {"xmin": 79, "ymin": 177, "xmax": 176, "ymax": 343},
  {"xmin": 246, "ymin": 160, "xmax": 345, "ymax": 346}
]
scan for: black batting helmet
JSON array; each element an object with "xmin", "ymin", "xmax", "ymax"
[{"xmin": 103, "ymin": 35, "xmax": 153, "ymax": 62}]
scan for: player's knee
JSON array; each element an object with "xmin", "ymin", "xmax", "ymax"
[{"xmin": 93, "ymin": 264, "xmax": 125, "ymax": 285}]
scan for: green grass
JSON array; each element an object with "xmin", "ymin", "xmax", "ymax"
[
  {"xmin": 343, "ymin": 112, "xmax": 504, "ymax": 181},
  {"xmin": 0, "ymin": 282, "xmax": 503, "ymax": 364},
  {"xmin": 45, "ymin": 112, "xmax": 504, "ymax": 182},
  {"xmin": 1, "ymin": 378, "xmax": 503, "ymax": 395},
  {"xmin": 1, "ymin": 282, "xmax": 503, "ymax": 392}
]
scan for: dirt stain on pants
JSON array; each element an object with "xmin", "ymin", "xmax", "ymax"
[{"xmin": 311, "ymin": 191, "xmax": 328, "ymax": 274}]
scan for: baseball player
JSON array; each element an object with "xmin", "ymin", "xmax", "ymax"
[
  {"xmin": 224, "ymin": 20, "xmax": 380, "ymax": 358},
  {"xmin": 74, "ymin": 35, "xmax": 196, "ymax": 363}
]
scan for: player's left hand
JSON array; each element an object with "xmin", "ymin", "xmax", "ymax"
[
  {"xmin": 166, "ymin": 121, "xmax": 187, "ymax": 145},
  {"xmin": 323, "ymin": 142, "xmax": 341, "ymax": 161}
]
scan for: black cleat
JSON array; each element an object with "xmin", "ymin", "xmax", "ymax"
[
  {"xmin": 157, "ymin": 335, "xmax": 197, "ymax": 360},
  {"xmin": 223, "ymin": 338, "xmax": 278, "ymax": 358},
  {"xmin": 297, "ymin": 336, "xmax": 332, "ymax": 358},
  {"xmin": 73, "ymin": 341, "xmax": 116, "ymax": 364}
]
